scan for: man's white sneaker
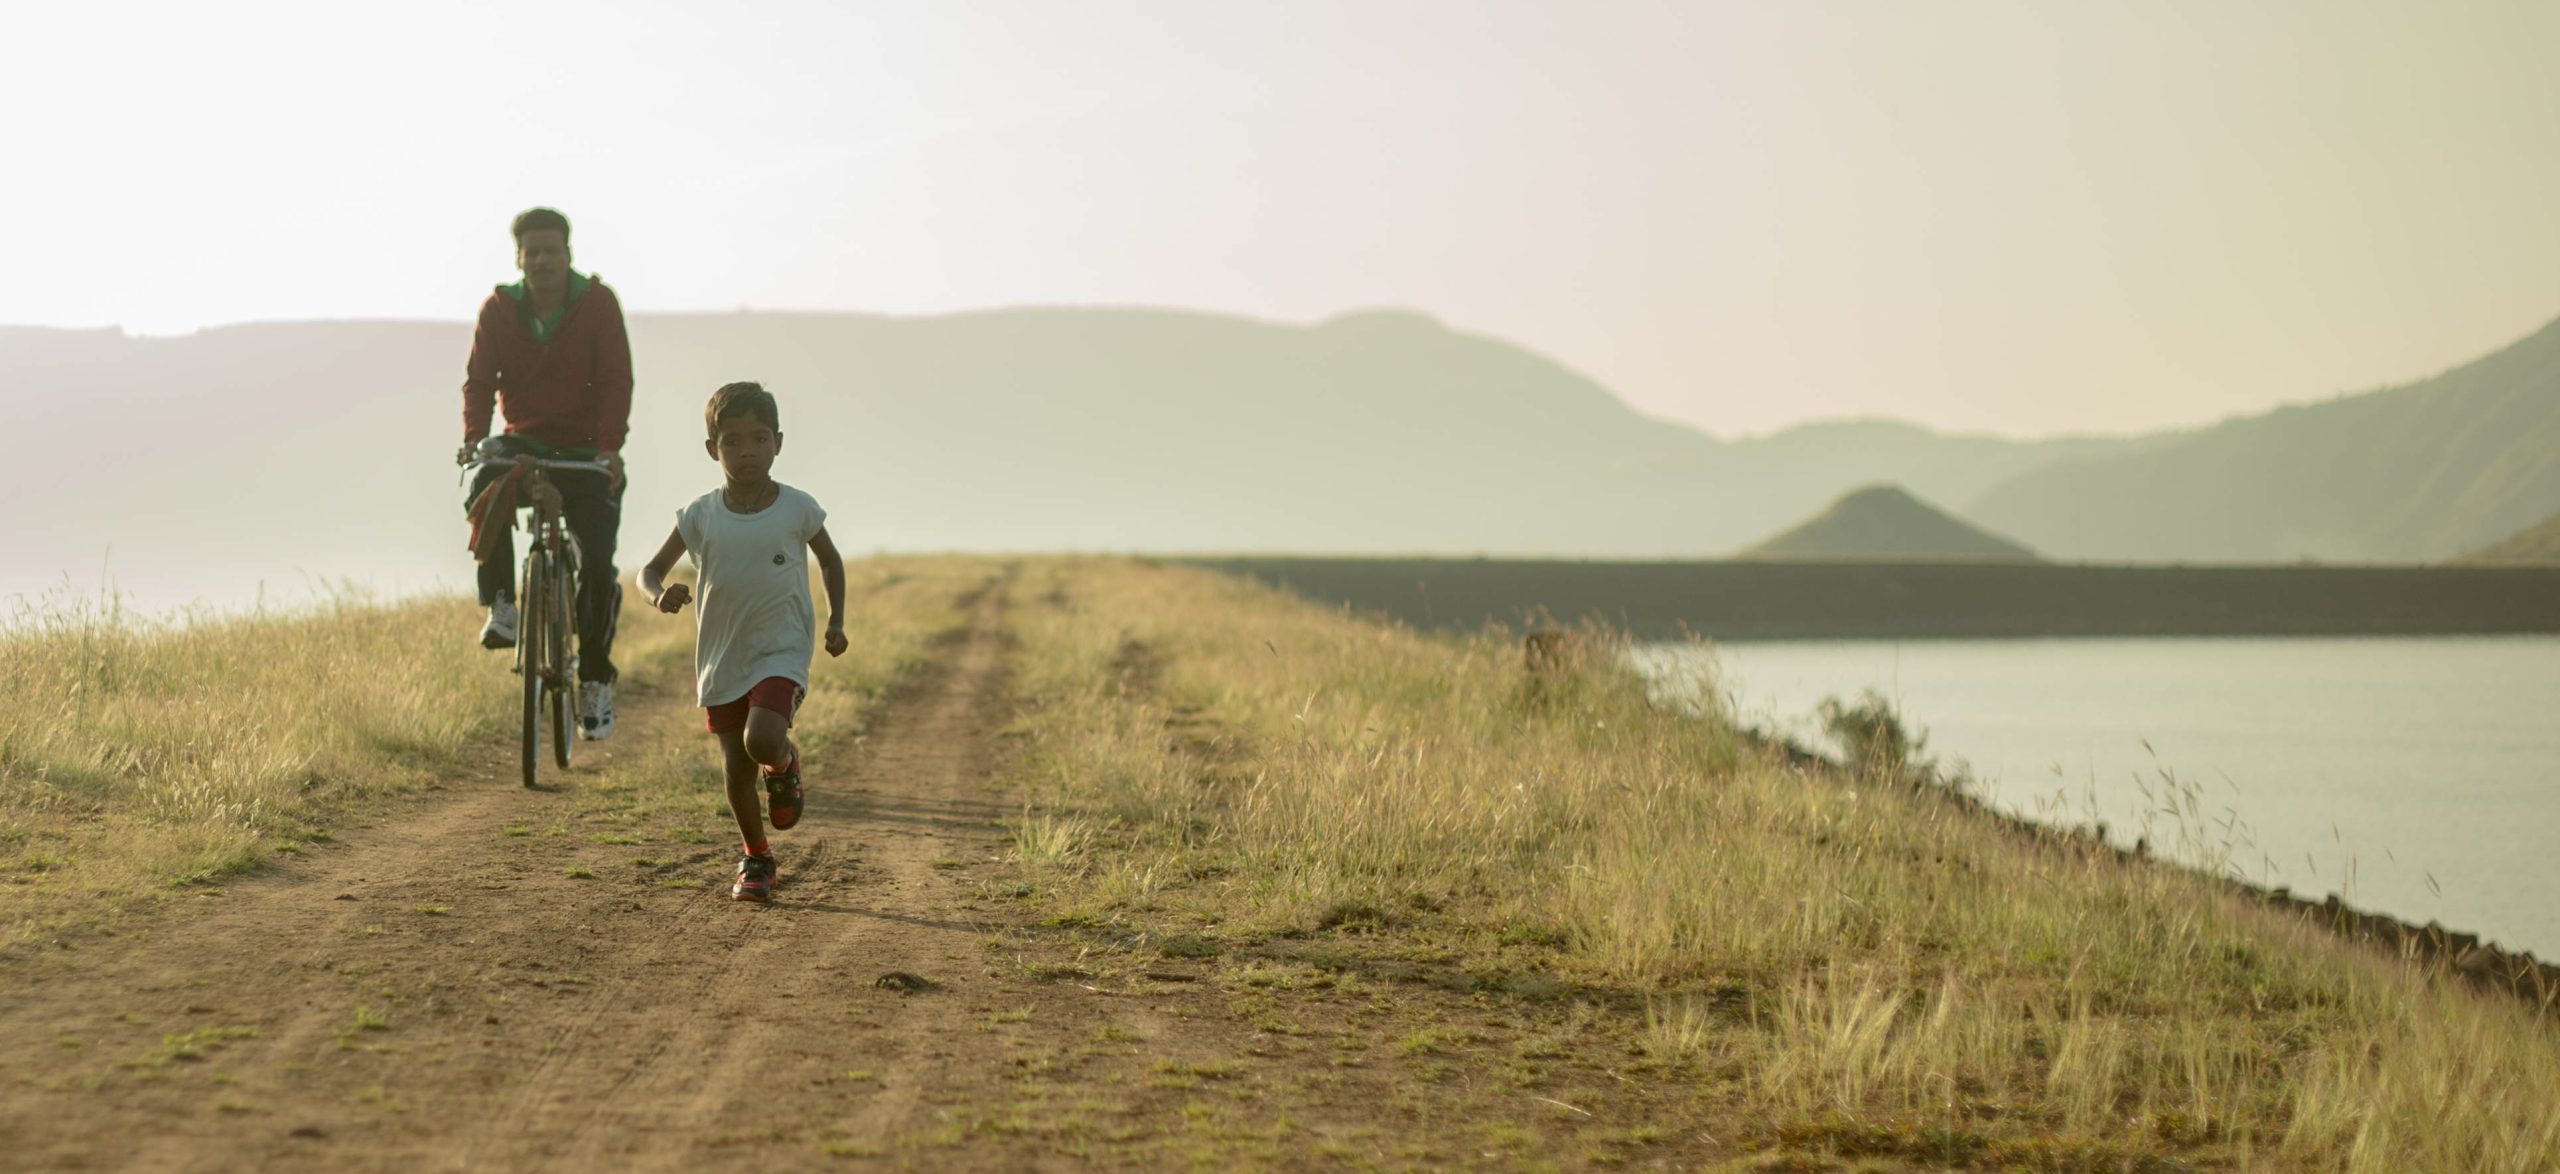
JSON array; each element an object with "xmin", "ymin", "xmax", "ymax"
[
  {"xmin": 480, "ymin": 600, "xmax": 520, "ymax": 650},
  {"xmin": 579, "ymin": 681, "xmax": 616, "ymax": 740}
]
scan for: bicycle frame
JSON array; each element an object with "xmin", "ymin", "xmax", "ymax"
[{"xmin": 465, "ymin": 453, "xmax": 610, "ymax": 785}]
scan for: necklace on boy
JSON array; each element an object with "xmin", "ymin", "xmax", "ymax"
[{"xmin": 726, "ymin": 482, "xmax": 778, "ymax": 514}]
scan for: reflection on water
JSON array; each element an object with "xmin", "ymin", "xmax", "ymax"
[{"xmin": 1633, "ymin": 637, "xmax": 2560, "ymax": 960}]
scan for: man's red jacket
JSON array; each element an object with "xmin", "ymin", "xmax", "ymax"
[{"xmin": 460, "ymin": 278, "xmax": 634, "ymax": 453}]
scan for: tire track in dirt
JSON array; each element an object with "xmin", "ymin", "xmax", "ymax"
[
  {"xmin": 443, "ymin": 572, "xmax": 1042, "ymax": 1169},
  {"xmin": 464, "ymin": 858, "xmax": 743, "ymax": 1167}
]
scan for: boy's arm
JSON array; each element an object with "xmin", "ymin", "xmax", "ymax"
[
  {"xmin": 638, "ymin": 526, "xmax": 692, "ymax": 613},
  {"xmin": 809, "ymin": 526, "xmax": 847, "ymax": 657}
]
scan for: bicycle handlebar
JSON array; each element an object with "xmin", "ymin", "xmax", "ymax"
[{"xmin": 465, "ymin": 454, "xmax": 614, "ymax": 475}]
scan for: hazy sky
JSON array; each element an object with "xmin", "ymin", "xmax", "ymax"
[{"xmin": 6, "ymin": 1, "xmax": 2556, "ymax": 437}]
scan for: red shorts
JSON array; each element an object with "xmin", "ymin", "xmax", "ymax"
[{"xmin": 704, "ymin": 676, "xmax": 804, "ymax": 734}]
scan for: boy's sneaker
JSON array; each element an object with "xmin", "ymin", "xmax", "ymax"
[
  {"xmin": 480, "ymin": 600, "xmax": 519, "ymax": 650},
  {"xmin": 765, "ymin": 758, "xmax": 805, "ymax": 831},
  {"xmin": 578, "ymin": 681, "xmax": 616, "ymax": 741},
  {"xmin": 731, "ymin": 852, "xmax": 777, "ymax": 902}
]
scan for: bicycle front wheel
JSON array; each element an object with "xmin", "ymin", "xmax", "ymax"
[
  {"xmin": 521, "ymin": 548, "xmax": 548, "ymax": 788},
  {"xmin": 549, "ymin": 556, "xmax": 575, "ymax": 770}
]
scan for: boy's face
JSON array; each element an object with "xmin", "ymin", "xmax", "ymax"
[{"xmin": 707, "ymin": 414, "xmax": 782, "ymax": 481}]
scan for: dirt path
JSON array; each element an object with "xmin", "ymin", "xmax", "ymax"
[
  {"xmin": 3, "ymin": 574, "xmax": 1692, "ymax": 1171},
  {"xmin": 0, "ymin": 579, "xmax": 1127, "ymax": 1170}
]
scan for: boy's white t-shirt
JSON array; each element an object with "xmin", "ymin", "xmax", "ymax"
[{"xmin": 675, "ymin": 483, "xmax": 828, "ymax": 707}]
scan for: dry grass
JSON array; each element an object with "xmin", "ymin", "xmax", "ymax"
[
  {"xmin": 999, "ymin": 557, "xmax": 2560, "ymax": 1171},
  {"xmin": 0, "ymin": 588, "xmax": 565, "ymax": 948}
]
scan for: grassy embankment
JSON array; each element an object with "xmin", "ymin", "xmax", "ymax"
[
  {"xmin": 0, "ymin": 558, "xmax": 985, "ymax": 956},
  {"xmin": 998, "ymin": 558, "xmax": 2560, "ymax": 1170}
]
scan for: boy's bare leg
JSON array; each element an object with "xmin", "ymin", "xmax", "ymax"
[
  {"xmin": 742, "ymin": 706, "xmax": 805, "ymax": 832},
  {"xmin": 715, "ymin": 730, "xmax": 766, "ymax": 850},
  {"xmin": 741, "ymin": 708, "xmax": 795, "ymax": 775}
]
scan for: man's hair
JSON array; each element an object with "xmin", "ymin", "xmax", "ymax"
[
  {"xmin": 512, "ymin": 207, "xmax": 572, "ymax": 243},
  {"xmin": 706, "ymin": 382, "xmax": 781, "ymax": 439}
]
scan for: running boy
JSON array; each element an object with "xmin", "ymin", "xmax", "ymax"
[{"xmin": 638, "ymin": 382, "xmax": 849, "ymax": 902}]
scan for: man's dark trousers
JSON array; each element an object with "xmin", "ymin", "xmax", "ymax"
[{"xmin": 468, "ymin": 464, "xmax": 623, "ymax": 685}]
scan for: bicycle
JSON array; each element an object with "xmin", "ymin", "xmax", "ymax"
[{"xmin": 463, "ymin": 440, "xmax": 613, "ymax": 787}]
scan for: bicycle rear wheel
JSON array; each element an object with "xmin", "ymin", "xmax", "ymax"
[
  {"xmin": 521, "ymin": 548, "xmax": 548, "ymax": 788},
  {"xmin": 548, "ymin": 555, "xmax": 575, "ymax": 770}
]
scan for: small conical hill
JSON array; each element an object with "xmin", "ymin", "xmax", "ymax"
[{"xmin": 1741, "ymin": 484, "xmax": 2040, "ymax": 561}]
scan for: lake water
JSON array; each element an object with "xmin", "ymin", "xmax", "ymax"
[{"xmin": 1632, "ymin": 637, "xmax": 2560, "ymax": 961}]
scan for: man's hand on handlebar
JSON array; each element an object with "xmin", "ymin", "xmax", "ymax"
[{"xmin": 457, "ymin": 443, "xmax": 611, "ymax": 477}]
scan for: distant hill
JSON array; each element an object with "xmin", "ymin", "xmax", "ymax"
[
  {"xmin": 2454, "ymin": 510, "xmax": 2560, "ymax": 564},
  {"xmin": 0, "ymin": 308, "xmax": 2133, "ymax": 608},
  {"xmin": 1721, "ymin": 419, "xmax": 2153, "ymax": 515},
  {"xmin": 1967, "ymin": 315, "xmax": 2560, "ymax": 562},
  {"xmin": 1742, "ymin": 484, "xmax": 2039, "ymax": 561},
  {"xmin": 4, "ymin": 304, "xmax": 2556, "ymax": 607}
]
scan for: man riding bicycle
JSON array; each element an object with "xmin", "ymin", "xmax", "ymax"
[{"xmin": 459, "ymin": 206, "xmax": 633, "ymax": 740}]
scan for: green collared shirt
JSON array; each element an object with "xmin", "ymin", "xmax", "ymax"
[{"xmin": 500, "ymin": 270, "xmax": 592, "ymax": 345}]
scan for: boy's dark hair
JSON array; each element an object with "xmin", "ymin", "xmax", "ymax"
[
  {"xmin": 706, "ymin": 382, "xmax": 781, "ymax": 438},
  {"xmin": 512, "ymin": 207, "xmax": 571, "ymax": 243}
]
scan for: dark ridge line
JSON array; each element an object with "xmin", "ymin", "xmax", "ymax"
[{"xmin": 1196, "ymin": 556, "xmax": 2560, "ymax": 641}]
